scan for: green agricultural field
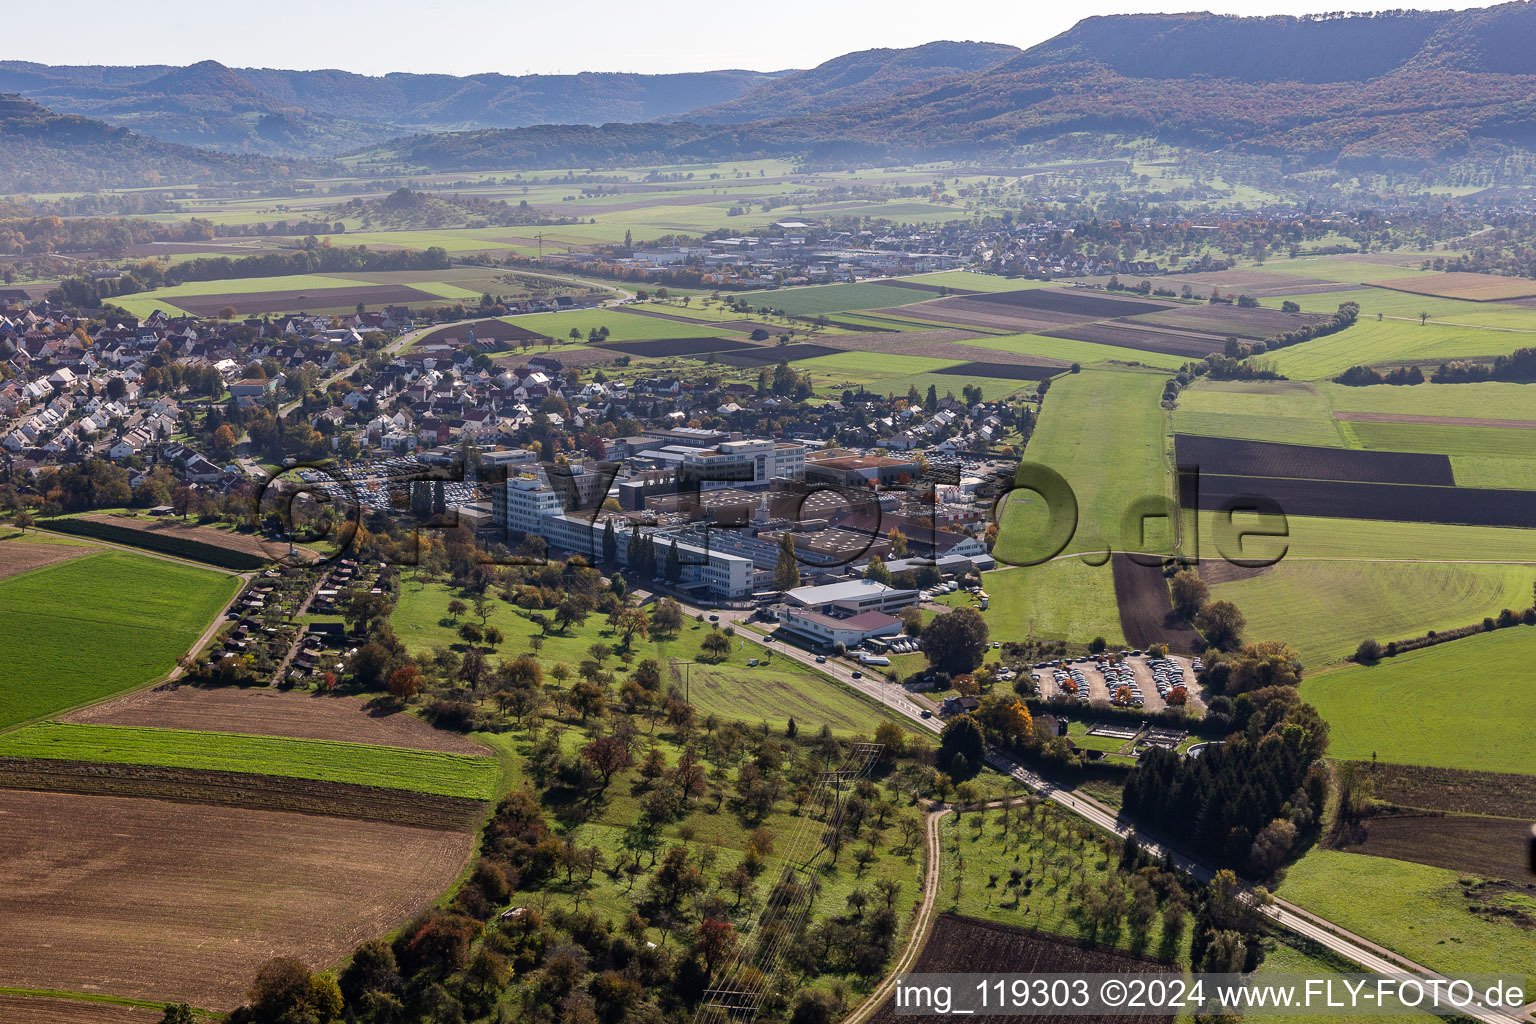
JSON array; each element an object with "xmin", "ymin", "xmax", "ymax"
[
  {"xmin": 893, "ymin": 271, "xmax": 1047, "ymax": 293},
  {"xmin": 1268, "ymin": 285, "xmax": 1536, "ymax": 329},
  {"xmin": 997, "ymin": 368, "xmax": 1175, "ymax": 563},
  {"xmin": 390, "ymin": 577, "xmax": 909, "ymax": 736},
  {"xmin": 0, "ymin": 551, "xmax": 240, "ymax": 731},
  {"xmin": 937, "ymin": 562, "xmax": 1125, "ymax": 646},
  {"xmin": 1343, "ymin": 420, "xmax": 1536, "ymax": 458},
  {"xmin": 963, "ymin": 331, "xmax": 1188, "ymax": 370},
  {"xmin": 1206, "ymin": 559, "xmax": 1532, "ymax": 669},
  {"xmin": 1304, "ymin": 628, "xmax": 1536, "ymax": 774},
  {"xmin": 1269, "ymin": 319, "xmax": 1536, "ymax": 380},
  {"xmin": 1173, "ymin": 380, "xmax": 1350, "ymax": 446},
  {"xmin": 0, "ymin": 721, "xmax": 499, "ymax": 799},
  {"xmin": 1196, "ymin": 511, "xmax": 1536, "ymax": 564},
  {"xmin": 1325, "ymin": 380, "xmax": 1536, "ymax": 419},
  {"xmin": 1278, "ymin": 848, "xmax": 1536, "ymax": 976},
  {"xmin": 1451, "ymin": 456, "xmax": 1536, "ymax": 489}
]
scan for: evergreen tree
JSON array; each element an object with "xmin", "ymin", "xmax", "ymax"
[
  {"xmin": 602, "ymin": 519, "xmax": 617, "ymax": 564},
  {"xmin": 925, "ymin": 384, "xmax": 938, "ymax": 412},
  {"xmin": 665, "ymin": 539, "xmax": 682, "ymax": 583},
  {"xmin": 432, "ymin": 480, "xmax": 446, "ymax": 517},
  {"xmin": 774, "ymin": 533, "xmax": 800, "ymax": 591}
]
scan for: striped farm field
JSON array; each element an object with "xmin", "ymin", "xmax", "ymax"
[
  {"xmin": 1270, "ymin": 320, "xmax": 1536, "ymax": 380},
  {"xmin": 997, "ymin": 368, "xmax": 1175, "ymax": 563},
  {"xmin": 1342, "ymin": 420, "xmax": 1536, "ymax": 458},
  {"xmin": 1204, "ymin": 558, "xmax": 1533, "ymax": 669},
  {"xmin": 762, "ymin": 281, "xmax": 938, "ymax": 315},
  {"xmin": 0, "ymin": 722, "xmax": 499, "ymax": 799},
  {"xmin": 962, "ymin": 331, "xmax": 1188, "ymax": 370}
]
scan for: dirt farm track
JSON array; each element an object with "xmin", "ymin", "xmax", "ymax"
[{"xmin": 0, "ymin": 789, "xmax": 475, "ymax": 1009}]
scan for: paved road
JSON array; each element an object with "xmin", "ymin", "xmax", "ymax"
[{"xmin": 695, "ymin": 602, "xmax": 1523, "ymax": 1024}]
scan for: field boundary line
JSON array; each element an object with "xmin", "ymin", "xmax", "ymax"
[{"xmin": 0, "ymin": 987, "xmax": 220, "ymax": 1019}]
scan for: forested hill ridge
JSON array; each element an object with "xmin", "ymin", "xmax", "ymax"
[
  {"xmin": 675, "ymin": 40, "xmax": 1021, "ymax": 124},
  {"xmin": 0, "ymin": 59, "xmax": 788, "ymax": 157},
  {"xmin": 361, "ymin": 1, "xmax": 1536, "ymax": 170},
  {"xmin": 0, "ymin": 43, "xmax": 1022, "ymax": 160},
  {"xmin": 0, "ymin": 94, "xmax": 315, "ymax": 192}
]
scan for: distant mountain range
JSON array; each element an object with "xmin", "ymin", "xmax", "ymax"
[
  {"xmin": 8, "ymin": 5, "xmax": 1536, "ymax": 189},
  {"xmin": 364, "ymin": 3, "xmax": 1536, "ymax": 171},
  {"xmin": 0, "ymin": 58, "xmax": 788, "ymax": 157}
]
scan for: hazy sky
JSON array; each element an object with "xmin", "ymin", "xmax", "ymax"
[{"xmin": 16, "ymin": 0, "xmax": 1505, "ymax": 76}]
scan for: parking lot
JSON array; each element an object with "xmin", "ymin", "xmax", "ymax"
[{"xmin": 1032, "ymin": 650, "xmax": 1204, "ymax": 712}]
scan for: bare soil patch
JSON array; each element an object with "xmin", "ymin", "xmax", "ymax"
[
  {"xmin": 62, "ymin": 685, "xmax": 489, "ymax": 754},
  {"xmin": 0, "ymin": 789, "xmax": 474, "ymax": 1010},
  {"xmin": 1351, "ymin": 760, "xmax": 1536, "ymax": 820},
  {"xmin": 1333, "ymin": 811, "xmax": 1532, "ymax": 880},
  {"xmin": 80, "ymin": 514, "xmax": 272, "ymax": 558},
  {"xmin": 1173, "ymin": 434, "xmax": 1455, "ymax": 485},
  {"xmin": 1372, "ymin": 272, "xmax": 1536, "ymax": 302},
  {"xmin": 1133, "ymin": 304, "xmax": 1330, "ymax": 339},
  {"xmin": 1041, "ymin": 320, "xmax": 1230, "ymax": 358},
  {"xmin": 1163, "ymin": 269, "xmax": 1342, "ymax": 296},
  {"xmin": 174, "ymin": 284, "xmax": 437, "ymax": 316},
  {"xmin": 713, "ymin": 343, "xmax": 843, "ymax": 366},
  {"xmin": 1111, "ymin": 554, "xmax": 1201, "ymax": 654},
  {"xmin": 0, "ymin": 540, "xmax": 92, "ymax": 581},
  {"xmin": 419, "ymin": 317, "xmax": 550, "ymax": 346},
  {"xmin": 0, "ymin": 756, "xmax": 485, "ymax": 831},
  {"xmin": 1334, "ymin": 411, "xmax": 1536, "ymax": 430},
  {"xmin": 932, "ymin": 360, "xmax": 1060, "ymax": 381},
  {"xmin": 0, "ymin": 995, "xmax": 162, "ymax": 1023},
  {"xmin": 1191, "ymin": 474, "xmax": 1536, "ymax": 529},
  {"xmin": 866, "ymin": 914, "xmax": 1175, "ymax": 1024}
]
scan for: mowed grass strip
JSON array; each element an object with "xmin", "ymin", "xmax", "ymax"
[
  {"xmin": 0, "ymin": 551, "xmax": 241, "ymax": 731},
  {"xmin": 1304, "ymin": 627, "xmax": 1536, "ymax": 775},
  {"xmin": 0, "ymin": 722, "xmax": 499, "ymax": 799}
]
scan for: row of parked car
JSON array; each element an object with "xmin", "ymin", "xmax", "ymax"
[{"xmin": 1147, "ymin": 657, "xmax": 1188, "ymax": 700}]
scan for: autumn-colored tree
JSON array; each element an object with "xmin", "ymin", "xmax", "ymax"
[
  {"xmin": 693, "ymin": 917, "xmax": 736, "ymax": 973},
  {"xmin": 582, "ymin": 735, "xmax": 634, "ymax": 787},
  {"xmin": 388, "ymin": 665, "xmax": 422, "ymax": 701}
]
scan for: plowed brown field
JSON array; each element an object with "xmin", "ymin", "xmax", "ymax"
[
  {"xmin": 62, "ymin": 685, "xmax": 488, "ymax": 754},
  {"xmin": 0, "ymin": 789, "xmax": 475, "ymax": 1009}
]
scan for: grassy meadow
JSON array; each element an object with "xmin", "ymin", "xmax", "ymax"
[
  {"xmin": 0, "ymin": 550, "xmax": 241, "ymax": 731},
  {"xmin": 391, "ymin": 576, "xmax": 912, "ymax": 736},
  {"xmin": 1303, "ymin": 627, "xmax": 1536, "ymax": 774},
  {"xmin": 1278, "ymin": 849, "xmax": 1536, "ymax": 976}
]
